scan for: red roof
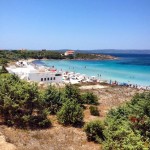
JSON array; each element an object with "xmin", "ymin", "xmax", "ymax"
[{"xmin": 66, "ymin": 50, "xmax": 74, "ymax": 53}]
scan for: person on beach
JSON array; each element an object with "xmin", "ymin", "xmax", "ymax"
[{"xmin": 110, "ymin": 80, "xmax": 112, "ymax": 84}]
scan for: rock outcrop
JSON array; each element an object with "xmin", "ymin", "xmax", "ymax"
[{"xmin": 0, "ymin": 132, "xmax": 16, "ymax": 150}]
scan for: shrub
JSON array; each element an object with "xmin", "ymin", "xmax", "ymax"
[
  {"xmin": 29, "ymin": 115, "xmax": 51, "ymax": 129},
  {"xmin": 44, "ymin": 85, "xmax": 64, "ymax": 114},
  {"xmin": 0, "ymin": 74, "xmax": 51, "ymax": 129},
  {"xmin": 89, "ymin": 106, "xmax": 100, "ymax": 116},
  {"xmin": 57, "ymin": 99, "xmax": 83, "ymax": 126},
  {"xmin": 81, "ymin": 92, "xmax": 98, "ymax": 105},
  {"xmin": 84, "ymin": 120, "xmax": 105, "ymax": 143},
  {"xmin": 0, "ymin": 66, "xmax": 8, "ymax": 74},
  {"xmin": 103, "ymin": 120, "xmax": 148, "ymax": 150},
  {"xmin": 64, "ymin": 84, "xmax": 83, "ymax": 104},
  {"xmin": 102, "ymin": 92, "xmax": 150, "ymax": 150}
]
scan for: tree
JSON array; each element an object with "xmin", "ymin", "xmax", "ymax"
[
  {"xmin": 84, "ymin": 120, "xmax": 105, "ymax": 143},
  {"xmin": 0, "ymin": 74, "xmax": 51, "ymax": 129},
  {"xmin": 102, "ymin": 92, "xmax": 150, "ymax": 149},
  {"xmin": 81, "ymin": 92, "xmax": 98, "ymax": 105},
  {"xmin": 0, "ymin": 66, "xmax": 8, "ymax": 74},
  {"xmin": 57, "ymin": 99, "xmax": 83, "ymax": 126},
  {"xmin": 44, "ymin": 85, "xmax": 64, "ymax": 114},
  {"xmin": 0, "ymin": 58, "xmax": 8, "ymax": 66},
  {"xmin": 89, "ymin": 106, "xmax": 100, "ymax": 116},
  {"xmin": 103, "ymin": 120, "xmax": 148, "ymax": 150},
  {"xmin": 64, "ymin": 84, "xmax": 83, "ymax": 104}
]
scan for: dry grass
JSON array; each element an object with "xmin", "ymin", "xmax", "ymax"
[
  {"xmin": 82, "ymin": 85, "xmax": 145, "ymax": 121},
  {"xmin": 0, "ymin": 125, "xmax": 100, "ymax": 150}
]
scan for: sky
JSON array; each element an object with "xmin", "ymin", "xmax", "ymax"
[{"xmin": 0, "ymin": 0, "xmax": 150, "ymax": 50}]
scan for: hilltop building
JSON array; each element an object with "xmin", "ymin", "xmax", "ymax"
[{"xmin": 64, "ymin": 50, "xmax": 75, "ymax": 56}]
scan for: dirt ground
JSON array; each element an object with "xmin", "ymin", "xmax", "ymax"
[{"xmin": 0, "ymin": 85, "xmax": 146, "ymax": 150}]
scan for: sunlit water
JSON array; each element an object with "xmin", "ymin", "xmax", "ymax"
[{"xmin": 33, "ymin": 53, "xmax": 150, "ymax": 86}]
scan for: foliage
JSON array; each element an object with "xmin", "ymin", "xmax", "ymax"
[
  {"xmin": 128, "ymin": 93, "xmax": 150, "ymax": 140},
  {"xmin": 64, "ymin": 84, "xmax": 83, "ymax": 104},
  {"xmin": 103, "ymin": 117, "xmax": 148, "ymax": 149},
  {"xmin": 57, "ymin": 99, "xmax": 83, "ymax": 126},
  {"xmin": 83, "ymin": 93, "xmax": 150, "ymax": 149},
  {"xmin": 84, "ymin": 120, "xmax": 105, "ymax": 143},
  {"xmin": 89, "ymin": 106, "xmax": 99, "ymax": 116},
  {"xmin": 0, "ymin": 66, "xmax": 8, "ymax": 74},
  {"xmin": 0, "ymin": 74, "xmax": 51, "ymax": 129},
  {"xmin": 29, "ymin": 114, "xmax": 51, "ymax": 129},
  {"xmin": 75, "ymin": 53, "xmax": 101, "ymax": 59},
  {"xmin": 44, "ymin": 85, "xmax": 65, "ymax": 114},
  {"xmin": 0, "ymin": 50, "xmax": 64, "ymax": 63},
  {"xmin": 64, "ymin": 84, "xmax": 99, "ymax": 106},
  {"xmin": 0, "ymin": 50, "xmax": 111, "ymax": 64},
  {"xmin": 102, "ymin": 92, "xmax": 150, "ymax": 149},
  {"xmin": 0, "ymin": 58, "xmax": 8, "ymax": 65},
  {"xmin": 81, "ymin": 92, "xmax": 98, "ymax": 105}
]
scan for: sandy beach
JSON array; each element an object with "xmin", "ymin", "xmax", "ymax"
[{"xmin": 79, "ymin": 84, "xmax": 108, "ymax": 90}]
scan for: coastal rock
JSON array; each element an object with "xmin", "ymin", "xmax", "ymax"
[{"xmin": 0, "ymin": 132, "xmax": 16, "ymax": 150}]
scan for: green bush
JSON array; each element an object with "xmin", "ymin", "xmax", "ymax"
[
  {"xmin": 103, "ymin": 119, "xmax": 148, "ymax": 150},
  {"xmin": 44, "ymin": 85, "xmax": 64, "ymax": 114},
  {"xmin": 64, "ymin": 84, "xmax": 83, "ymax": 104},
  {"xmin": 81, "ymin": 92, "xmax": 98, "ymax": 105},
  {"xmin": 84, "ymin": 120, "xmax": 105, "ymax": 143},
  {"xmin": 29, "ymin": 115, "xmax": 51, "ymax": 129},
  {"xmin": 0, "ymin": 58, "xmax": 8, "ymax": 66},
  {"xmin": 0, "ymin": 74, "xmax": 51, "ymax": 129},
  {"xmin": 102, "ymin": 92, "xmax": 150, "ymax": 149},
  {"xmin": 89, "ymin": 106, "xmax": 99, "ymax": 116},
  {"xmin": 57, "ymin": 99, "xmax": 83, "ymax": 126},
  {"xmin": 0, "ymin": 66, "xmax": 8, "ymax": 74}
]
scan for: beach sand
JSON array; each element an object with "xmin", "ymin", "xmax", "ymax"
[{"xmin": 79, "ymin": 84, "xmax": 107, "ymax": 90}]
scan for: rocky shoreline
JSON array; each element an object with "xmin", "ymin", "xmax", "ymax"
[
  {"xmin": 73, "ymin": 53, "xmax": 118, "ymax": 60},
  {"xmin": 72, "ymin": 55, "xmax": 118, "ymax": 60}
]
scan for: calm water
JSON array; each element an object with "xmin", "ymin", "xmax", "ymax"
[{"xmin": 33, "ymin": 53, "xmax": 150, "ymax": 86}]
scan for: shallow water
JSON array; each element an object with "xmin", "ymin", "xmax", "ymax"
[{"xmin": 33, "ymin": 53, "xmax": 150, "ymax": 86}]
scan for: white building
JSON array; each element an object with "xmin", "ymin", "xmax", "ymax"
[
  {"xmin": 64, "ymin": 50, "xmax": 75, "ymax": 56},
  {"xmin": 6, "ymin": 61, "xmax": 62, "ymax": 83}
]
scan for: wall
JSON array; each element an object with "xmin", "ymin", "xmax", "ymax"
[{"xmin": 28, "ymin": 72, "xmax": 62, "ymax": 83}]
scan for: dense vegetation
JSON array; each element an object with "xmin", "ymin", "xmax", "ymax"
[
  {"xmin": 84, "ymin": 120, "xmax": 105, "ymax": 143},
  {"xmin": 0, "ymin": 74, "xmax": 98, "ymax": 128},
  {"xmin": 75, "ymin": 53, "xmax": 102, "ymax": 59},
  {"xmin": 75, "ymin": 53, "xmax": 114, "ymax": 60},
  {"xmin": 84, "ymin": 92, "xmax": 150, "ymax": 149},
  {"xmin": 57, "ymin": 99, "xmax": 84, "ymax": 126},
  {"xmin": 0, "ymin": 50, "xmax": 64, "ymax": 66},
  {"xmin": 89, "ymin": 106, "xmax": 100, "ymax": 116},
  {"xmin": 0, "ymin": 74, "xmax": 51, "ymax": 129},
  {"xmin": 0, "ymin": 50, "xmax": 115, "ymax": 66},
  {"xmin": 81, "ymin": 92, "xmax": 98, "ymax": 105}
]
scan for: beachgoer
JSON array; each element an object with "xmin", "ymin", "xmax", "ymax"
[{"xmin": 110, "ymin": 80, "xmax": 112, "ymax": 84}]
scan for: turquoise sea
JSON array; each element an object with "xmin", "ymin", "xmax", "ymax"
[{"xmin": 33, "ymin": 53, "xmax": 150, "ymax": 86}]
